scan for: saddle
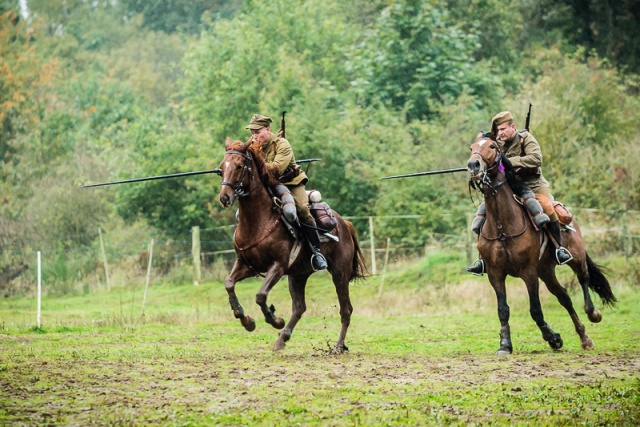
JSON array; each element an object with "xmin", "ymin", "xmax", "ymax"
[{"xmin": 534, "ymin": 194, "xmax": 574, "ymax": 226}]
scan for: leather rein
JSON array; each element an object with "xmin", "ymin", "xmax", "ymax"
[
  {"xmin": 469, "ymin": 143, "xmax": 527, "ymax": 241},
  {"xmin": 222, "ymin": 149, "xmax": 283, "ymax": 253}
]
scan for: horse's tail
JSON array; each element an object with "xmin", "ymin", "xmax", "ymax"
[
  {"xmin": 345, "ymin": 220, "xmax": 368, "ymax": 282},
  {"xmin": 586, "ymin": 253, "xmax": 617, "ymax": 307}
]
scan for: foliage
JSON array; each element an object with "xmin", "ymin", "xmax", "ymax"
[
  {"xmin": 2, "ymin": 0, "xmax": 640, "ymax": 292},
  {"xmin": 508, "ymin": 50, "xmax": 640, "ymax": 210},
  {"xmin": 125, "ymin": 0, "xmax": 243, "ymax": 34},
  {"xmin": 347, "ymin": 0, "xmax": 504, "ymax": 122},
  {"xmin": 525, "ymin": 0, "xmax": 640, "ymax": 75}
]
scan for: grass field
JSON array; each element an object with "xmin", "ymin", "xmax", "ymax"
[{"xmin": 1, "ymin": 254, "xmax": 639, "ymax": 426}]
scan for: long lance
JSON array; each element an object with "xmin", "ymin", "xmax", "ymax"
[
  {"xmin": 81, "ymin": 158, "xmax": 322, "ymax": 188},
  {"xmin": 380, "ymin": 167, "xmax": 467, "ymax": 180}
]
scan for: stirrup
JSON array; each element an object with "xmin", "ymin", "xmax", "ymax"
[
  {"xmin": 323, "ymin": 232, "xmax": 339, "ymax": 242},
  {"xmin": 311, "ymin": 252, "xmax": 328, "ymax": 271},
  {"xmin": 467, "ymin": 259, "xmax": 485, "ymax": 276},
  {"xmin": 556, "ymin": 247, "xmax": 573, "ymax": 265}
]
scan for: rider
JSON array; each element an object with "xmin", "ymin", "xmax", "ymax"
[
  {"xmin": 468, "ymin": 111, "xmax": 573, "ymax": 274},
  {"xmin": 246, "ymin": 113, "xmax": 328, "ymax": 271}
]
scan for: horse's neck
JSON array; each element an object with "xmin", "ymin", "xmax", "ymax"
[
  {"xmin": 482, "ymin": 175, "xmax": 525, "ymax": 233},
  {"xmin": 237, "ymin": 174, "xmax": 276, "ymax": 231}
]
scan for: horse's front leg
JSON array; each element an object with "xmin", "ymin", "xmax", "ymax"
[
  {"xmin": 256, "ymin": 263, "xmax": 286, "ymax": 330},
  {"xmin": 488, "ymin": 272, "xmax": 512, "ymax": 355},
  {"xmin": 225, "ymin": 259, "xmax": 257, "ymax": 332}
]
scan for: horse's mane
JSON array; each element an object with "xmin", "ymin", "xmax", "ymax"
[
  {"xmin": 227, "ymin": 139, "xmax": 280, "ymax": 188},
  {"xmin": 481, "ymin": 132, "xmax": 531, "ymax": 196}
]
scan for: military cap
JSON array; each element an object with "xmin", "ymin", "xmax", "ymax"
[
  {"xmin": 245, "ymin": 114, "xmax": 273, "ymax": 130},
  {"xmin": 492, "ymin": 111, "xmax": 513, "ymax": 126}
]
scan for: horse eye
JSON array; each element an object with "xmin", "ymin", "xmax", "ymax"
[{"xmin": 490, "ymin": 144, "xmax": 496, "ymax": 149}]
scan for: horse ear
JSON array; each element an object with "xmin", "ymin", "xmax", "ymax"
[{"xmin": 225, "ymin": 137, "xmax": 233, "ymax": 149}]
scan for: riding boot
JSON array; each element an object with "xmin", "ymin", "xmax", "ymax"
[
  {"xmin": 547, "ymin": 220, "xmax": 573, "ymax": 264},
  {"xmin": 300, "ymin": 217, "xmax": 328, "ymax": 271},
  {"xmin": 467, "ymin": 258, "xmax": 485, "ymax": 276},
  {"xmin": 471, "ymin": 202, "xmax": 486, "ymax": 235}
]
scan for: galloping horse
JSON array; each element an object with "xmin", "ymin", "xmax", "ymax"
[
  {"xmin": 466, "ymin": 132, "xmax": 616, "ymax": 355},
  {"xmin": 217, "ymin": 137, "xmax": 367, "ymax": 353}
]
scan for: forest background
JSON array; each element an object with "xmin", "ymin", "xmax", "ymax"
[{"xmin": 1, "ymin": 0, "xmax": 639, "ymax": 295}]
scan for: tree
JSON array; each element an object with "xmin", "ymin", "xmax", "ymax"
[{"xmin": 346, "ymin": 0, "xmax": 503, "ymax": 122}]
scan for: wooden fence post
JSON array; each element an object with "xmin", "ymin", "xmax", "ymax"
[
  {"xmin": 98, "ymin": 227, "xmax": 111, "ymax": 291},
  {"xmin": 140, "ymin": 239, "xmax": 154, "ymax": 321},
  {"xmin": 37, "ymin": 251, "xmax": 41, "ymax": 329},
  {"xmin": 377, "ymin": 238, "xmax": 391, "ymax": 298},
  {"xmin": 369, "ymin": 216, "xmax": 376, "ymax": 275},
  {"xmin": 192, "ymin": 226, "xmax": 201, "ymax": 286},
  {"xmin": 466, "ymin": 212, "xmax": 474, "ymax": 265}
]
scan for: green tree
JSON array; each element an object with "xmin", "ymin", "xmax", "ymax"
[{"xmin": 347, "ymin": 0, "xmax": 503, "ymax": 122}]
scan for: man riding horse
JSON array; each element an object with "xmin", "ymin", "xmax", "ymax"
[
  {"xmin": 246, "ymin": 113, "xmax": 328, "ymax": 271},
  {"xmin": 468, "ymin": 111, "xmax": 573, "ymax": 274}
]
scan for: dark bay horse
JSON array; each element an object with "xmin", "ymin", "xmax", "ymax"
[
  {"xmin": 217, "ymin": 138, "xmax": 367, "ymax": 353},
  {"xmin": 466, "ymin": 132, "xmax": 616, "ymax": 355}
]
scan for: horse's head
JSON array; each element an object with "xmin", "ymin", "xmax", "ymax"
[
  {"xmin": 219, "ymin": 137, "xmax": 254, "ymax": 208},
  {"xmin": 467, "ymin": 132, "xmax": 504, "ymax": 190}
]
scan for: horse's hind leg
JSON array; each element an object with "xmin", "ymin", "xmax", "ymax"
[
  {"xmin": 571, "ymin": 258, "xmax": 602, "ymax": 323},
  {"xmin": 273, "ymin": 274, "xmax": 310, "ymax": 351},
  {"xmin": 225, "ymin": 260, "xmax": 257, "ymax": 332},
  {"xmin": 524, "ymin": 274, "xmax": 564, "ymax": 351},
  {"xmin": 539, "ymin": 267, "xmax": 594, "ymax": 350}
]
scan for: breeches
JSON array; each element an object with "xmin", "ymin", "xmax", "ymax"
[
  {"xmin": 532, "ymin": 186, "xmax": 559, "ymax": 222},
  {"xmin": 288, "ymin": 184, "xmax": 312, "ymax": 222}
]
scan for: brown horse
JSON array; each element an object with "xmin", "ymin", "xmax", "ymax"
[
  {"xmin": 217, "ymin": 138, "xmax": 367, "ymax": 353},
  {"xmin": 466, "ymin": 132, "xmax": 616, "ymax": 355}
]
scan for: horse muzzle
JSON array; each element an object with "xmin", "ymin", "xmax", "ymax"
[
  {"xmin": 219, "ymin": 191, "xmax": 236, "ymax": 208},
  {"xmin": 467, "ymin": 158, "xmax": 485, "ymax": 178}
]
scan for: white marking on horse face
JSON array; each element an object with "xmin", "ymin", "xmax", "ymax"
[
  {"xmin": 478, "ymin": 139, "xmax": 487, "ymax": 146},
  {"xmin": 225, "ymin": 161, "xmax": 230, "ymax": 169}
]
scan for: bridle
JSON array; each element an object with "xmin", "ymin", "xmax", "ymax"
[
  {"xmin": 469, "ymin": 141, "xmax": 507, "ymax": 196},
  {"xmin": 469, "ymin": 138, "xmax": 528, "ymax": 241},
  {"xmin": 221, "ymin": 150, "xmax": 256, "ymax": 198}
]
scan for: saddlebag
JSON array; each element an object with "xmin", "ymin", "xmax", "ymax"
[
  {"xmin": 553, "ymin": 201, "xmax": 573, "ymax": 226},
  {"xmin": 311, "ymin": 202, "xmax": 337, "ymax": 231}
]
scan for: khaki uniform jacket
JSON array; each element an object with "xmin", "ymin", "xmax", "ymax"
[
  {"xmin": 258, "ymin": 132, "xmax": 308, "ymax": 186},
  {"xmin": 498, "ymin": 130, "xmax": 549, "ymax": 192}
]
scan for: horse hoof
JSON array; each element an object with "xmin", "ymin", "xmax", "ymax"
[
  {"xmin": 273, "ymin": 339, "xmax": 286, "ymax": 351},
  {"xmin": 548, "ymin": 334, "xmax": 563, "ymax": 350},
  {"xmin": 330, "ymin": 344, "xmax": 348, "ymax": 355},
  {"xmin": 582, "ymin": 337, "xmax": 595, "ymax": 351},
  {"xmin": 273, "ymin": 317, "xmax": 285, "ymax": 330},
  {"xmin": 496, "ymin": 348, "xmax": 512, "ymax": 356},
  {"xmin": 588, "ymin": 309, "xmax": 602, "ymax": 323},
  {"xmin": 242, "ymin": 316, "xmax": 256, "ymax": 332}
]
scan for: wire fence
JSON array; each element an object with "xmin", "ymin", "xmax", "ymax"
[{"xmin": 2, "ymin": 208, "xmax": 640, "ymax": 296}]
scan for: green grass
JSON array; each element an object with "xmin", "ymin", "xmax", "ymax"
[{"xmin": 1, "ymin": 253, "xmax": 639, "ymax": 426}]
